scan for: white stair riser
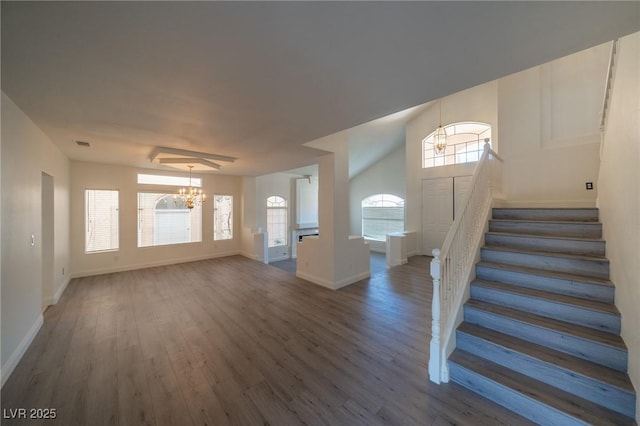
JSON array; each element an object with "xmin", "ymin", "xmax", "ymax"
[
  {"xmin": 470, "ymin": 284, "xmax": 620, "ymax": 333},
  {"xmin": 464, "ymin": 306, "xmax": 628, "ymax": 371},
  {"xmin": 475, "ymin": 264, "xmax": 614, "ymax": 303},
  {"xmin": 481, "ymin": 248, "xmax": 609, "ymax": 279},
  {"xmin": 492, "ymin": 208, "xmax": 599, "ymax": 222},
  {"xmin": 489, "ymin": 221, "xmax": 602, "ymax": 238},
  {"xmin": 484, "ymin": 234, "xmax": 605, "ymax": 257},
  {"xmin": 456, "ymin": 332, "xmax": 636, "ymax": 418},
  {"xmin": 449, "ymin": 362, "xmax": 582, "ymax": 426}
]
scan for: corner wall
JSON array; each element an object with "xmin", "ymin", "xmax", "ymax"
[
  {"xmin": 1, "ymin": 92, "xmax": 71, "ymax": 385},
  {"xmin": 597, "ymin": 32, "xmax": 640, "ymax": 422}
]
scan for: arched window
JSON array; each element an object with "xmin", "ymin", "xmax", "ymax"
[
  {"xmin": 362, "ymin": 194, "xmax": 405, "ymax": 241},
  {"xmin": 422, "ymin": 122, "xmax": 492, "ymax": 168},
  {"xmin": 137, "ymin": 193, "xmax": 202, "ymax": 247},
  {"xmin": 266, "ymin": 195, "xmax": 287, "ymax": 247}
]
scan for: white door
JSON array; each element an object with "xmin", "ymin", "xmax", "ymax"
[
  {"xmin": 422, "ymin": 178, "xmax": 454, "ymax": 255},
  {"xmin": 453, "ymin": 176, "xmax": 472, "ymax": 220},
  {"xmin": 422, "ymin": 176, "xmax": 472, "ymax": 255}
]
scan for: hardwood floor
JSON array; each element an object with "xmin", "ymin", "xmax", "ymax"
[{"xmin": 1, "ymin": 255, "xmax": 534, "ymax": 425}]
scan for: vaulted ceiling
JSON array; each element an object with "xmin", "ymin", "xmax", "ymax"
[{"xmin": 2, "ymin": 2, "xmax": 638, "ymax": 177}]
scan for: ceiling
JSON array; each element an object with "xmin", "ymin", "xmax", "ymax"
[{"xmin": 2, "ymin": 2, "xmax": 638, "ymax": 177}]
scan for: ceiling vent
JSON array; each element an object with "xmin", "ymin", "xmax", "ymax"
[{"xmin": 75, "ymin": 140, "xmax": 90, "ymax": 147}]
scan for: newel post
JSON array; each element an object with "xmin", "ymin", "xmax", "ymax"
[{"xmin": 429, "ymin": 248, "xmax": 442, "ymax": 383}]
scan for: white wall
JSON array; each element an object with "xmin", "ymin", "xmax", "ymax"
[
  {"xmin": 406, "ymin": 81, "xmax": 498, "ymax": 255},
  {"xmin": 350, "ymin": 144, "xmax": 406, "ymax": 252},
  {"xmin": 497, "ymin": 42, "xmax": 610, "ymax": 207},
  {"xmin": 1, "ymin": 92, "xmax": 71, "ymax": 385},
  {"xmin": 597, "ymin": 32, "xmax": 640, "ymax": 422},
  {"xmin": 70, "ymin": 161, "xmax": 243, "ymax": 276}
]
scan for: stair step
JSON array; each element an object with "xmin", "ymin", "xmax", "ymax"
[
  {"xmin": 489, "ymin": 219, "xmax": 602, "ymax": 238},
  {"xmin": 481, "ymin": 246, "xmax": 609, "ymax": 279},
  {"xmin": 484, "ymin": 232, "xmax": 605, "ymax": 257},
  {"xmin": 456, "ymin": 323, "xmax": 636, "ymax": 418},
  {"xmin": 492, "ymin": 208, "xmax": 599, "ymax": 222},
  {"xmin": 471, "ymin": 280, "xmax": 620, "ymax": 333},
  {"xmin": 463, "ymin": 300, "xmax": 628, "ymax": 371},
  {"xmin": 449, "ymin": 350, "xmax": 636, "ymax": 426},
  {"xmin": 475, "ymin": 261, "xmax": 614, "ymax": 303}
]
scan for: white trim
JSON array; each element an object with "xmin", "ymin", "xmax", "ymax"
[
  {"xmin": 240, "ymin": 251, "xmax": 258, "ymax": 260},
  {"xmin": 296, "ymin": 270, "xmax": 370, "ymax": 290},
  {"xmin": 71, "ymin": 251, "xmax": 241, "ymax": 278},
  {"xmin": 268, "ymin": 254, "xmax": 289, "ymax": 263},
  {"xmin": 53, "ymin": 275, "xmax": 72, "ymax": 304},
  {"xmin": 1, "ymin": 314, "xmax": 44, "ymax": 388}
]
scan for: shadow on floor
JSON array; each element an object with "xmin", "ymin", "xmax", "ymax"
[{"xmin": 270, "ymin": 252, "xmax": 388, "ymax": 277}]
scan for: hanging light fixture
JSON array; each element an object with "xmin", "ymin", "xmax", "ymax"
[
  {"xmin": 433, "ymin": 99, "xmax": 448, "ymax": 155},
  {"xmin": 178, "ymin": 165, "xmax": 206, "ymax": 209}
]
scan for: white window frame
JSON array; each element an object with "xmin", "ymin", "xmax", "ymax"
[
  {"xmin": 213, "ymin": 195, "xmax": 233, "ymax": 241},
  {"xmin": 422, "ymin": 121, "xmax": 492, "ymax": 169},
  {"xmin": 266, "ymin": 195, "xmax": 288, "ymax": 248},
  {"xmin": 137, "ymin": 192, "xmax": 202, "ymax": 248},
  {"xmin": 85, "ymin": 189, "xmax": 119, "ymax": 253},
  {"xmin": 362, "ymin": 194, "xmax": 405, "ymax": 242}
]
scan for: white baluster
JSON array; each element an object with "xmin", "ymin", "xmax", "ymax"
[{"xmin": 429, "ymin": 248, "xmax": 442, "ymax": 383}]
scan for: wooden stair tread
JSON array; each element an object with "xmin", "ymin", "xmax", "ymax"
[
  {"xmin": 449, "ymin": 350, "xmax": 636, "ymax": 426},
  {"xmin": 476, "ymin": 261, "xmax": 614, "ymax": 287},
  {"xmin": 485, "ymin": 231, "xmax": 605, "ymax": 243},
  {"xmin": 457, "ymin": 322, "xmax": 634, "ymax": 392},
  {"xmin": 472, "ymin": 280, "xmax": 620, "ymax": 315},
  {"xmin": 483, "ymin": 245, "xmax": 609, "ymax": 262},
  {"xmin": 465, "ymin": 300, "xmax": 626, "ymax": 350}
]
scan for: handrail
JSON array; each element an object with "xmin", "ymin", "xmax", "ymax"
[
  {"xmin": 429, "ymin": 142, "xmax": 504, "ymax": 383},
  {"xmin": 600, "ymin": 40, "xmax": 617, "ymax": 132}
]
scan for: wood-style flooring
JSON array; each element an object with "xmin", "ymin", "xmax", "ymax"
[{"xmin": 1, "ymin": 255, "xmax": 534, "ymax": 425}]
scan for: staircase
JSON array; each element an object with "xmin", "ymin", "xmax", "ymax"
[{"xmin": 449, "ymin": 208, "xmax": 637, "ymax": 425}]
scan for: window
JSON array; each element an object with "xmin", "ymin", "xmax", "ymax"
[
  {"xmin": 213, "ymin": 195, "xmax": 233, "ymax": 240},
  {"xmin": 137, "ymin": 193, "xmax": 202, "ymax": 247},
  {"xmin": 137, "ymin": 173, "xmax": 201, "ymax": 187},
  {"xmin": 362, "ymin": 194, "xmax": 405, "ymax": 241},
  {"xmin": 422, "ymin": 122, "xmax": 492, "ymax": 168},
  {"xmin": 85, "ymin": 189, "xmax": 119, "ymax": 253},
  {"xmin": 266, "ymin": 196, "xmax": 287, "ymax": 247}
]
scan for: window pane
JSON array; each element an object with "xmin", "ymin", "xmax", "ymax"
[
  {"xmin": 362, "ymin": 194, "xmax": 405, "ymax": 241},
  {"xmin": 137, "ymin": 173, "xmax": 201, "ymax": 187},
  {"xmin": 266, "ymin": 196, "xmax": 287, "ymax": 247},
  {"xmin": 422, "ymin": 122, "xmax": 492, "ymax": 169},
  {"xmin": 138, "ymin": 192, "xmax": 202, "ymax": 247},
  {"xmin": 214, "ymin": 195, "xmax": 233, "ymax": 240},
  {"xmin": 85, "ymin": 189, "xmax": 119, "ymax": 253}
]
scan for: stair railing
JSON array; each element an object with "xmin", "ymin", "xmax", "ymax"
[{"xmin": 429, "ymin": 142, "xmax": 503, "ymax": 383}]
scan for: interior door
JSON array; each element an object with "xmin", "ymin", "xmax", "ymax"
[
  {"xmin": 422, "ymin": 178, "xmax": 454, "ymax": 255},
  {"xmin": 422, "ymin": 176, "xmax": 472, "ymax": 255},
  {"xmin": 453, "ymin": 175, "xmax": 472, "ymax": 220}
]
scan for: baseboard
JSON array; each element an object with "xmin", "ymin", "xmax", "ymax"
[
  {"xmin": 296, "ymin": 270, "xmax": 370, "ymax": 290},
  {"xmin": 240, "ymin": 251, "xmax": 258, "ymax": 260},
  {"xmin": 1, "ymin": 313, "xmax": 44, "ymax": 388},
  {"xmin": 53, "ymin": 275, "xmax": 72, "ymax": 304},
  {"xmin": 71, "ymin": 250, "xmax": 242, "ymax": 278}
]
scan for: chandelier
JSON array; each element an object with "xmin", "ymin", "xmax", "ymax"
[
  {"xmin": 433, "ymin": 99, "xmax": 448, "ymax": 155},
  {"xmin": 179, "ymin": 165, "xmax": 206, "ymax": 209}
]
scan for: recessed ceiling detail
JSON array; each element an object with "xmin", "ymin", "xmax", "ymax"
[{"xmin": 149, "ymin": 147, "xmax": 237, "ymax": 172}]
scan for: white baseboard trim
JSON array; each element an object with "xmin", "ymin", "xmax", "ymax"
[
  {"xmin": 53, "ymin": 275, "xmax": 72, "ymax": 304},
  {"xmin": 1, "ymin": 313, "xmax": 44, "ymax": 388},
  {"xmin": 240, "ymin": 251, "xmax": 258, "ymax": 260},
  {"xmin": 296, "ymin": 270, "xmax": 370, "ymax": 290},
  {"xmin": 71, "ymin": 251, "xmax": 242, "ymax": 278}
]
